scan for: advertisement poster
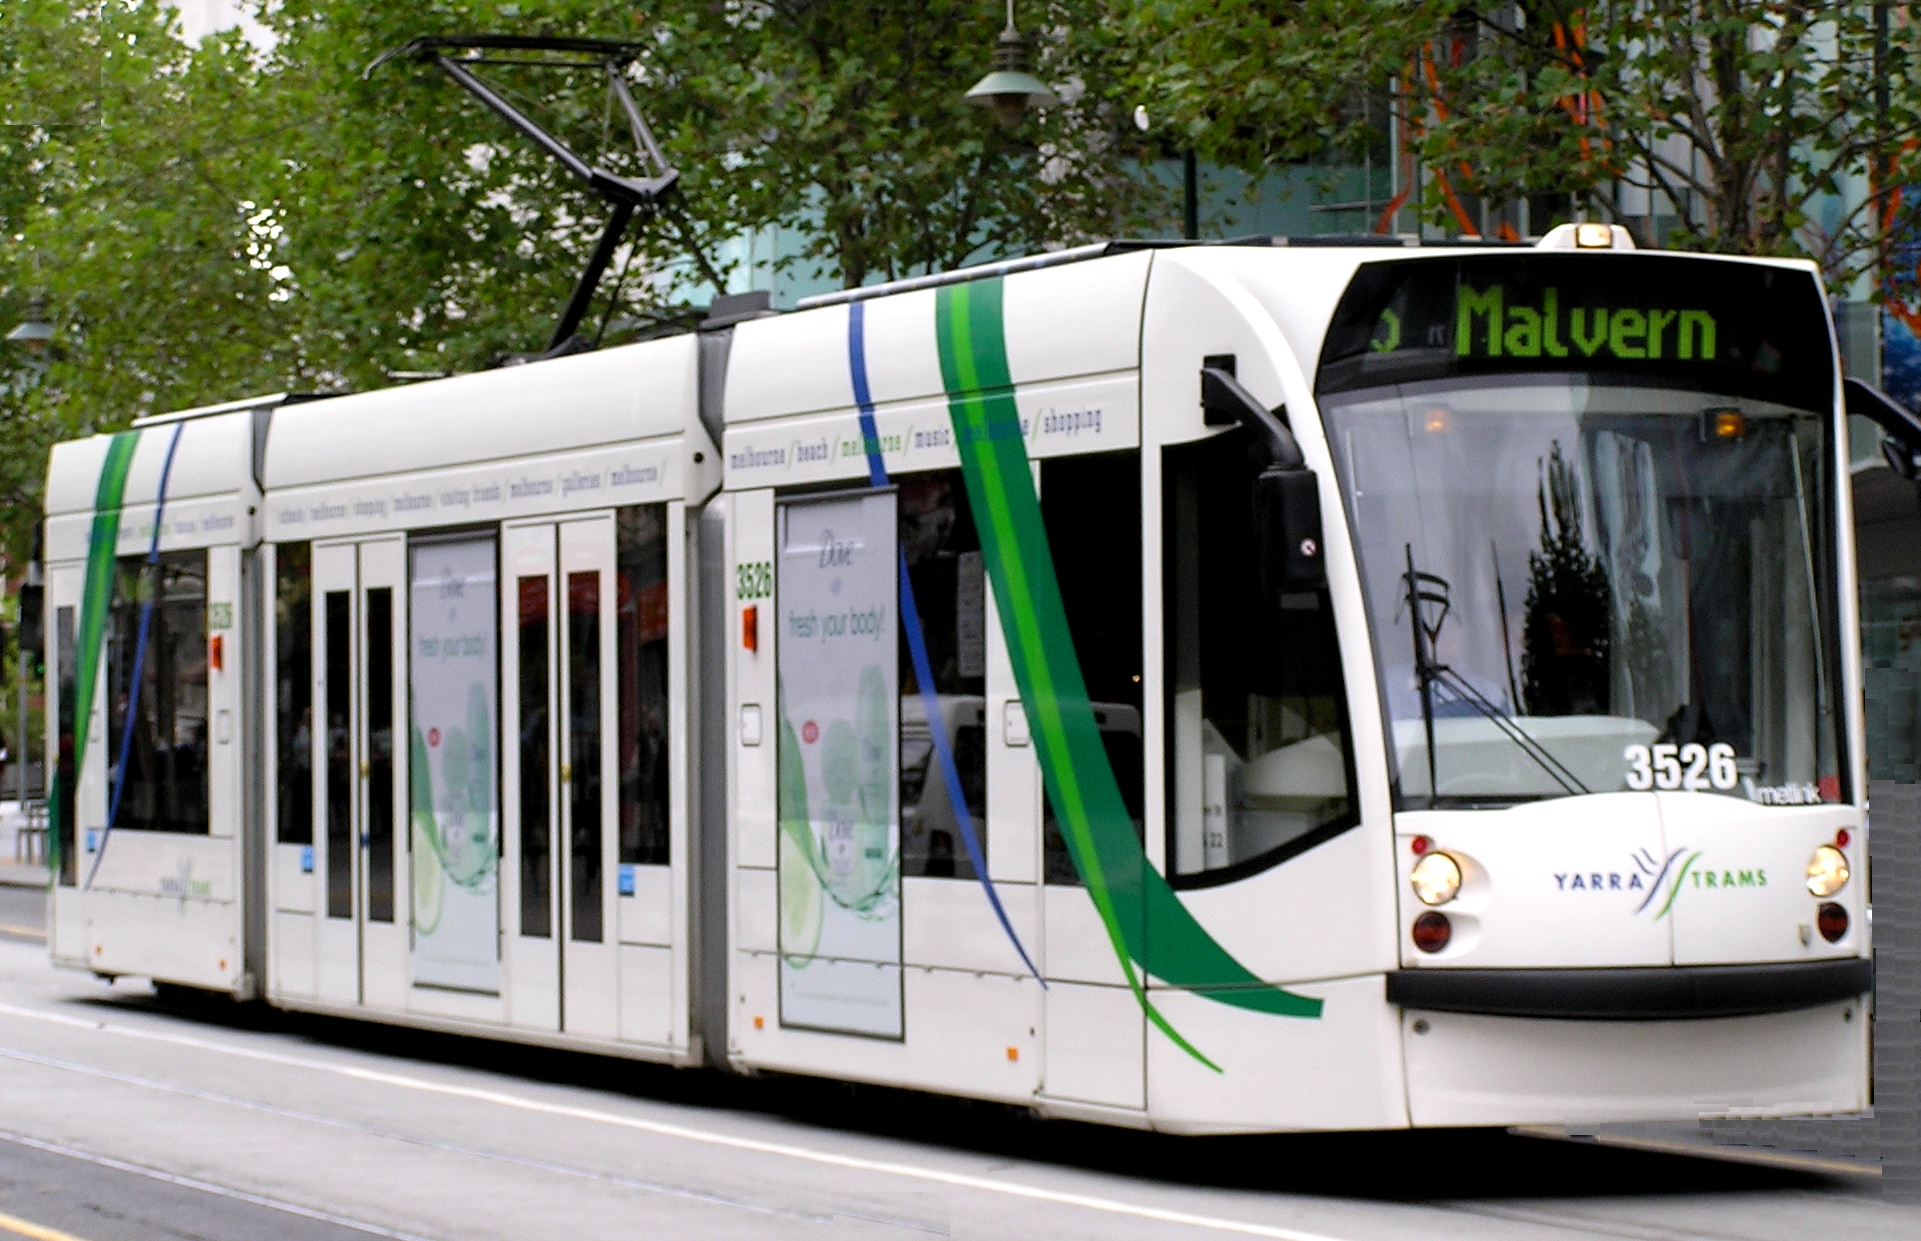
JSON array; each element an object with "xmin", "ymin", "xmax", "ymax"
[
  {"xmin": 776, "ymin": 491, "xmax": 902, "ymax": 1038},
  {"xmin": 409, "ymin": 536, "xmax": 501, "ymax": 992}
]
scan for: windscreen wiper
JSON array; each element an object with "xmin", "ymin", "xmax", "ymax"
[{"xmin": 1401, "ymin": 545, "xmax": 1590, "ymax": 799}]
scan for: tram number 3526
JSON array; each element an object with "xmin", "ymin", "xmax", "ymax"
[{"xmin": 1622, "ymin": 742, "xmax": 1740, "ymax": 792}]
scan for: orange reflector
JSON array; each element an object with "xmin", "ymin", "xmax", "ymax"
[
  {"xmin": 208, "ymin": 633, "xmax": 224, "ymax": 672},
  {"xmin": 753, "ymin": 1015, "xmax": 765, "ymax": 1030},
  {"xmin": 742, "ymin": 605, "xmax": 759, "ymax": 652},
  {"xmin": 1006, "ymin": 1046, "xmax": 1019, "ymax": 1062}
]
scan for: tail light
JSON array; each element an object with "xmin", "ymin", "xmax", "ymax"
[
  {"xmin": 1412, "ymin": 911, "xmax": 1452, "ymax": 954},
  {"xmin": 1817, "ymin": 902, "xmax": 1849, "ymax": 944}
]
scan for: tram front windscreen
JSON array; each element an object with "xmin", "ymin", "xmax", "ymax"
[{"xmin": 1315, "ymin": 254, "xmax": 1844, "ymax": 808}]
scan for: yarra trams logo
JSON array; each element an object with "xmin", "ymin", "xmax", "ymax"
[{"xmin": 1553, "ymin": 847, "xmax": 1765, "ymax": 921}]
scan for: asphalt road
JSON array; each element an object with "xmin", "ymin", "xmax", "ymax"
[{"xmin": 0, "ymin": 884, "xmax": 1913, "ymax": 1241}]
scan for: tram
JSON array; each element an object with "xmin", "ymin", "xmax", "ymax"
[{"xmin": 39, "ymin": 225, "xmax": 1873, "ymax": 1133}]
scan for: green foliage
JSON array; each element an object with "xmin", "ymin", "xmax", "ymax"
[
  {"xmin": 1, "ymin": 0, "xmax": 1163, "ymax": 577},
  {"xmin": 1127, "ymin": 1, "xmax": 1921, "ymax": 280},
  {"xmin": 652, "ymin": 0, "xmax": 1161, "ymax": 289},
  {"xmin": 3, "ymin": 1, "xmax": 293, "ymax": 567}
]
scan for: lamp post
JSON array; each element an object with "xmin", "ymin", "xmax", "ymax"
[
  {"xmin": 5, "ymin": 299, "xmax": 53, "ymax": 819},
  {"xmin": 963, "ymin": 0, "xmax": 1057, "ymax": 129}
]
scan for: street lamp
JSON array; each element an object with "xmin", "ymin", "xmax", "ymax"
[
  {"xmin": 3, "ymin": 300, "xmax": 50, "ymax": 823},
  {"xmin": 5, "ymin": 299, "xmax": 54, "ymax": 356},
  {"xmin": 963, "ymin": 0, "xmax": 1056, "ymax": 130}
]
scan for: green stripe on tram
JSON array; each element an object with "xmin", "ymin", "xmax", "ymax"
[
  {"xmin": 48, "ymin": 431, "xmax": 139, "ymax": 878},
  {"xmin": 933, "ymin": 279, "xmax": 1321, "ymax": 1073}
]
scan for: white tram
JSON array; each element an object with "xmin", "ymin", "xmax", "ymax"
[{"xmin": 40, "ymin": 228, "xmax": 1873, "ymax": 1133}]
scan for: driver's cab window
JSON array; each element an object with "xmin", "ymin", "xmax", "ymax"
[{"xmin": 1166, "ymin": 429, "xmax": 1356, "ymax": 884}]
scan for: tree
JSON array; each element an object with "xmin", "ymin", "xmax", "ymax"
[
  {"xmin": 649, "ymin": 0, "xmax": 1162, "ymax": 291},
  {"xmin": 2, "ymin": 0, "xmax": 291, "ymax": 566},
  {"xmin": 1, "ymin": 0, "xmax": 1163, "ymax": 570},
  {"xmin": 1126, "ymin": 1, "xmax": 1921, "ymax": 287}
]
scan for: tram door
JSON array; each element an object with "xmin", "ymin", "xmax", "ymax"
[
  {"xmin": 502, "ymin": 518, "xmax": 619, "ymax": 1038},
  {"xmin": 312, "ymin": 539, "xmax": 409, "ymax": 1010}
]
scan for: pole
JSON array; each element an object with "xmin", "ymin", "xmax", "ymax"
[
  {"xmin": 14, "ymin": 583, "xmax": 25, "ymax": 813},
  {"xmin": 1182, "ymin": 150, "xmax": 1199, "ymax": 240}
]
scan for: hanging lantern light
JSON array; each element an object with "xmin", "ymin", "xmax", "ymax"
[{"xmin": 963, "ymin": 0, "xmax": 1057, "ymax": 130}]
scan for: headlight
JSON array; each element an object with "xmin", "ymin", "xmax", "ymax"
[
  {"xmin": 1806, "ymin": 844, "xmax": 1849, "ymax": 897},
  {"xmin": 1410, "ymin": 851, "xmax": 1463, "ymax": 906}
]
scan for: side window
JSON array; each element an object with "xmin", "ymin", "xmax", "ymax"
[
  {"xmin": 1165, "ymin": 429, "xmax": 1356, "ymax": 884},
  {"xmin": 616, "ymin": 505, "xmax": 670, "ymax": 867},
  {"xmin": 108, "ymin": 549, "xmax": 209, "ymax": 834},
  {"xmin": 54, "ymin": 605, "xmax": 76, "ymax": 886},
  {"xmin": 275, "ymin": 542, "xmax": 313, "ymax": 844},
  {"xmin": 1041, "ymin": 450, "xmax": 1143, "ymax": 886},
  {"xmin": 898, "ymin": 470, "xmax": 987, "ymax": 880}
]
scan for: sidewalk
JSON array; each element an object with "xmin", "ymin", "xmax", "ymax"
[{"xmin": 0, "ymin": 799, "xmax": 49, "ymax": 888}]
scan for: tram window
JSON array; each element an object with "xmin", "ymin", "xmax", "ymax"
[
  {"xmin": 53, "ymin": 606, "xmax": 76, "ymax": 887},
  {"xmin": 899, "ymin": 469, "xmax": 988, "ymax": 880},
  {"xmin": 1165, "ymin": 430, "xmax": 1357, "ymax": 883},
  {"xmin": 364, "ymin": 588, "xmax": 394, "ymax": 923},
  {"xmin": 107, "ymin": 549, "xmax": 209, "ymax": 834},
  {"xmin": 324, "ymin": 590, "xmax": 352, "ymax": 919},
  {"xmin": 616, "ymin": 506, "xmax": 669, "ymax": 867},
  {"xmin": 1040, "ymin": 451, "xmax": 1143, "ymax": 886},
  {"xmin": 518, "ymin": 575, "xmax": 552, "ymax": 938},
  {"xmin": 275, "ymin": 543, "xmax": 313, "ymax": 845},
  {"xmin": 568, "ymin": 570, "xmax": 603, "ymax": 943}
]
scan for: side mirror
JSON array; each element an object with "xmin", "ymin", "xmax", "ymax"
[
  {"xmin": 1845, "ymin": 377, "xmax": 1921, "ymax": 479},
  {"xmin": 1255, "ymin": 466, "xmax": 1326, "ymax": 597},
  {"xmin": 1199, "ymin": 364, "xmax": 1329, "ymax": 597}
]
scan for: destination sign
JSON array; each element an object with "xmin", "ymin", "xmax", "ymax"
[{"xmin": 1316, "ymin": 253, "xmax": 1831, "ymax": 411}]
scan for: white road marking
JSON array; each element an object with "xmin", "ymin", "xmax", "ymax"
[
  {"xmin": 0, "ymin": 1206, "xmax": 88, "ymax": 1241},
  {"xmin": 0, "ymin": 1127, "xmax": 437, "ymax": 1241},
  {"xmin": 0, "ymin": 1045, "xmax": 863, "ymax": 1229},
  {"xmin": 0, "ymin": 1000, "xmax": 1349, "ymax": 1241}
]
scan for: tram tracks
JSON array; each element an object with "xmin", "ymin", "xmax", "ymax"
[
  {"xmin": 0, "ymin": 998, "xmax": 1354, "ymax": 1241},
  {"xmin": 0, "ymin": 983, "xmax": 1874, "ymax": 1241}
]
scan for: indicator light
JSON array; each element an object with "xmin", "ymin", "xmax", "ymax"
[
  {"xmin": 1573, "ymin": 222, "xmax": 1614, "ymax": 249},
  {"xmin": 1836, "ymin": 829, "xmax": 1851, "ymax": 848},
  {"xmin": 1817, "ymin": 902, "xmax": 1849, "ymax": 943},
  {"xmin": 1702, "ymin": 408, "xmax": 1746, "ymax": 441},
  {"xmin": 1806, "ymin": 844, "xmax": 1850, "ymax": 897},
  {"xmin": 1410, "ymin": 835, "xmax": 1431, "ymax": 855},
  {"xmin": 1412, "ymin": 911, "xmax": 1452, "ymax": 953},
  {"xmin": 1410, "ymin": 851, "xmax": 1463, "ymax": 906}
]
